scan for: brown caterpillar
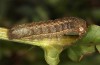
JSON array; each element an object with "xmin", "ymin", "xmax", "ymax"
[{"xmin": 8, "ymin": 17, "xmax": 87, "ymax": 40}]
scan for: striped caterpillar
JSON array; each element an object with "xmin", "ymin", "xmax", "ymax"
[{"xmin": 8, "ymin": 17, "xmax": 87, "ymax": 40}]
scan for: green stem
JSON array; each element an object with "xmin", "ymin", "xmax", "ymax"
[{"xmin": 42, "ymin": 45, "xmax": 63, "ymax": 65}]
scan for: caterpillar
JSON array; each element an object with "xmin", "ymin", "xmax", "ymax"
[{"xmin": 8, "ymin": 17, "xmax": 87, "ymax": 40}]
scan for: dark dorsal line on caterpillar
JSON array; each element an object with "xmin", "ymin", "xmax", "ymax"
[{"xmin": 8, "ymin": 17, "xmax": 87, "ymax": 40}]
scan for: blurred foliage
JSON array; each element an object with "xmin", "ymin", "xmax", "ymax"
[{"xmin": 0, "ymin": 0, "xmax": 100, "ymax": 65}]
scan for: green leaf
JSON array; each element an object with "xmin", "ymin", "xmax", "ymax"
[
  {"xmin": 76, "ymin": 25, "xmax": 100, "ymax": 45},
  {"xmin": 67, "ymin": 25, "xmax": 100, "ymax": 62},
  {"xmin": 67, "ymin": 45, "xmax": 95, "ymax": 61}
]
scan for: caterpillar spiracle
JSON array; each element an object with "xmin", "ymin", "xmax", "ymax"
[{"xmin": 8, "ymin": 17, "xmax": 87, "ymax": 40}]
